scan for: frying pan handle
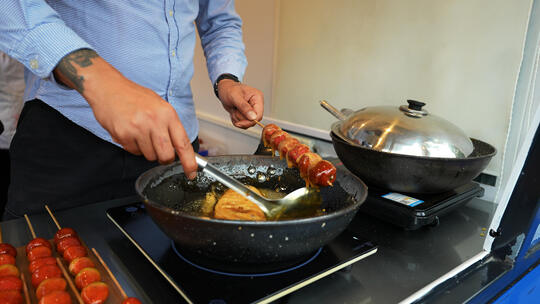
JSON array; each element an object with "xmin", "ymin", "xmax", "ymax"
[{"xmin": 320, "ymin": 100, "xmax": 348, "ymax": 121}]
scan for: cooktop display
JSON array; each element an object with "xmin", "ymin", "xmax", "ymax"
[
  {"xmin": 360, "ymin": 182, "xmax": 484, "ymax": 230},
  {"xmin": 107, "ymin": 203, "xmax": 377, "ymax": 304}
]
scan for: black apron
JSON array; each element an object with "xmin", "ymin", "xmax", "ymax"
[{"xmin": 4, "ymin": 99, "xmax": 198, "ymax": 219}]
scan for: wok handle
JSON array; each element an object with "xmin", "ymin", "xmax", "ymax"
[
  {"xmin": 320, "ymin": 100, "xmax": 348, "ymax": 121},
  {"xmin": 194, "ymin": 155, "xmax": 271, "ymax": 214}
]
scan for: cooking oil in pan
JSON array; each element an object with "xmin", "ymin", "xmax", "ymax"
[
  {"xmin": 144, "ymin": 171, "xmax": 355, "ymax": 221},
  {"xmin": 171, "ymin": 182, "xmax": 326, "ymax": 220}
]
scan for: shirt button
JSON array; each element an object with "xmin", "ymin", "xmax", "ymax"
[
  {"xmin": 30, "ymin": 59, "xmax": 39, "ymax": 70},
  {"xmin": 169, "ymin": 90, "xmax": 173, "ymax": 96},
  {"xmin": 169, "ymin": 10, "xmax": 173, "ymax": 16},
  {"xmin": 171, "ymin": 50, "xmax": 176, "ymax": 57}
]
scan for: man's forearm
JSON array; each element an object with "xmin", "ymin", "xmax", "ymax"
[
  {"xmin": 53, "ymin": 49, "xmax": 99, "ymax": 94},
  {"xmin": 52, "ymin": 48, "xmax": 129, "ymax": 110}
]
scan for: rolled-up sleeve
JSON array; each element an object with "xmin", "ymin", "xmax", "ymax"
[
  {"xmin": 0, "ymin": 1, "xmax": 93, "ymax": 78},
  {"xmin": 196, "ymin": 0, "xmax": 247, "ymax": 84}
]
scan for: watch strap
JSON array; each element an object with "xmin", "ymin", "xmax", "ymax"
[{"xmin": 214, "ymin": 73, "xmax": 240, "ymax": 99}]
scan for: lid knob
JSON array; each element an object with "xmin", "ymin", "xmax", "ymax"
[{"xmin": 407, "ymin": 100, "xmax": 426, "ymax": 111}]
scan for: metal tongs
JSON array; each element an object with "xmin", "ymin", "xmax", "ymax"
[{"xmin": 195, "ymin": 155, "xmax": 317, "ymax": 220}]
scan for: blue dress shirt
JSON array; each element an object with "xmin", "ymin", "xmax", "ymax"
[{"xmin": 0, "ymin": 0, "xmax": 247, "ymax": 144}]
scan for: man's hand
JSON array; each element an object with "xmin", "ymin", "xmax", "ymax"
[
  {"xmin": 217, "ymin": 79, "xmax": 264, "ymax": 128},
  {"xmin": 53, "ymin": 49, "xmax": 198, "ymax": 179}
]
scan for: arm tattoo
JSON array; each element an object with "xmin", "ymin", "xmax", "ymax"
[{"xmin": 55, "ymin": 49, "xmax": 98, "ymax": 93}]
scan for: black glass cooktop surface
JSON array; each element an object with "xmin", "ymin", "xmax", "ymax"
[{"xmin": 107, "ymin": 203, "xmax": 377, "ymax": 304}]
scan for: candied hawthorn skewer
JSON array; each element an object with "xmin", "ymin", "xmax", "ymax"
[
  {"xmin": 0, "ymin": 228, "xmax": 25, "ymax": 304},
  {"xmin": 256, "ymin": 121, "xmax": 337, "ymax": 187},
  {"xmin": 0, "ymin": 226, "xmax": 17, "ymax": 259},
  {"xmin": 21, "ymin": 273, "xmax": 30, "ymax": 304},
  {"xmin": 55, "ymin": 258, "xmax": 83, "ymax": 304},
  {"xmin": 23, "ymin": 214, "xmax": 70, "ymax": 303},
  {"xmin": 45, "ymin": 206, "xmax": 111, "ymax": 304},
  {"xmin": 43, "ymin": 207, "xmax": 88, "ymax": 270},
  {"xmin": 92, "ymin": 248, "xmax": 142, "ymax": 304},
  {"xmin": 0, "ymin": 228, "xmax": 16, "ymax": 264}
]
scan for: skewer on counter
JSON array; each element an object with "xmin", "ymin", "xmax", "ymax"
[
  {"xmin": 0, "ymin": 225, "xmax": 17, "ymax": 262},
  {"xmin": 91, "ymin": 248, "xmax": 141, "ymax": 304},
  {"xmin": 45, "ymin": 206, "xmax": 62, "ymax": 232},
  {"xmin": 44, "ymin": 206, "xmax": 85, "ymax": 263},
  {"xmin": 0, "ymin": 225, "xmax": 17, "ymax": 258},
  {"xmin": 20, "ymin": 274, "xmax": 31, "ymax": 304},
  {"xmin": 56, "ymin": 258, "xmax": 84, "ymax": 304},
  {"xmin": 47, "ymin": 205, "xmax": 138, "ymax": 304},
  {"xmin": 23, "ymin": 215, "xmax": 36, "ymax": 240},
  {"xmin": 0, "ymin": 226, "xmax": 25, "ymax": 304},
  {"xmin": 45, "ymin": 207, "xmax": 102, "ymax": 297},
  {"xmin": 24, "ymin": 214, "xmax": 71, "ymax": 303},
  {"xmin": 24, "ymin": 214, "xmax": 53, "ymax": 262}
]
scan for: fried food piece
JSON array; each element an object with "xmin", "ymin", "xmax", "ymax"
[
  {"xmin": 214, "ymin": 186, "xmax": 266, "ymax": 221},
  {"xmin": 200, "ymin": 190, "xmax": 218, "ymax": 216}
]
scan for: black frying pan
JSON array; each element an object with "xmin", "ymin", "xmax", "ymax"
[
  {"xmin": 135, "ymin": 155, "xmax": 367, "ymax": 272},
  {"xmin": 331, "ymin": 131, "xmax": 496, "ymax": 193}
]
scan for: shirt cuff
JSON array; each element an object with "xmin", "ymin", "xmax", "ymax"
[
  {"xmin": 208, "ymin": 57, "xmax": 247, "ymax": 85},
  {"xmin": 11, "ymin": 22, "xmax": 94, "ymax": 79}
]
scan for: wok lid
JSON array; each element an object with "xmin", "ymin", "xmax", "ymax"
[{"xmin": 330, "ymin": 100, "xmax": 474, "ymax": 158}]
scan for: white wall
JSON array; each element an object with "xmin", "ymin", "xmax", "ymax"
[
  {"xmin": 498, "ymin": 0, "xmax": 540, "ymax": 202},
  {"xmin": 191, "ymin": 0, "xmax": 277, "ymax": 121},
  {"xmin": 192, "ymin": 1, "xmax": 533, "ymax": 201},
  {"xmin": 191, "ymin": 0, "xmax": 277, "ymax": 155},
  {"xmin": 272, "ymin": 0, "xmax": 533, "ymax": 178}
]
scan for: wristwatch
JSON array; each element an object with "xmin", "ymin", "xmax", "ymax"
[{"xmin": 213, "ymin": 73, "xmax": 240, "ymax": 99}]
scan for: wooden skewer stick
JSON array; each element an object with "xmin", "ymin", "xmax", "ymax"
[
  {"xmin": 56, "ymin": 258, "xmax": 84, "ymax": 304},
  {"xmin": 253, "ymin": 120, "xmax": 265, "ymax": 128},
  {"xmin": 20, "ymin": 273, "xmax": 31, "ymax": 304},
  {"xmin": 23, "ymin": 214, "xmax": 36, "ymax": 239},
  {"xmin": 45, "ymin": 205, "xmax": 62, "ymax": 230},
  {"xmin": 92, "ymin": 248, "xmax": 128, "ymax": 300}
]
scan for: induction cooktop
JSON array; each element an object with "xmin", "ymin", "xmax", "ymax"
[{"xmin": 107, "ymin": 203, "xmax": 377, "ymax": 304}]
